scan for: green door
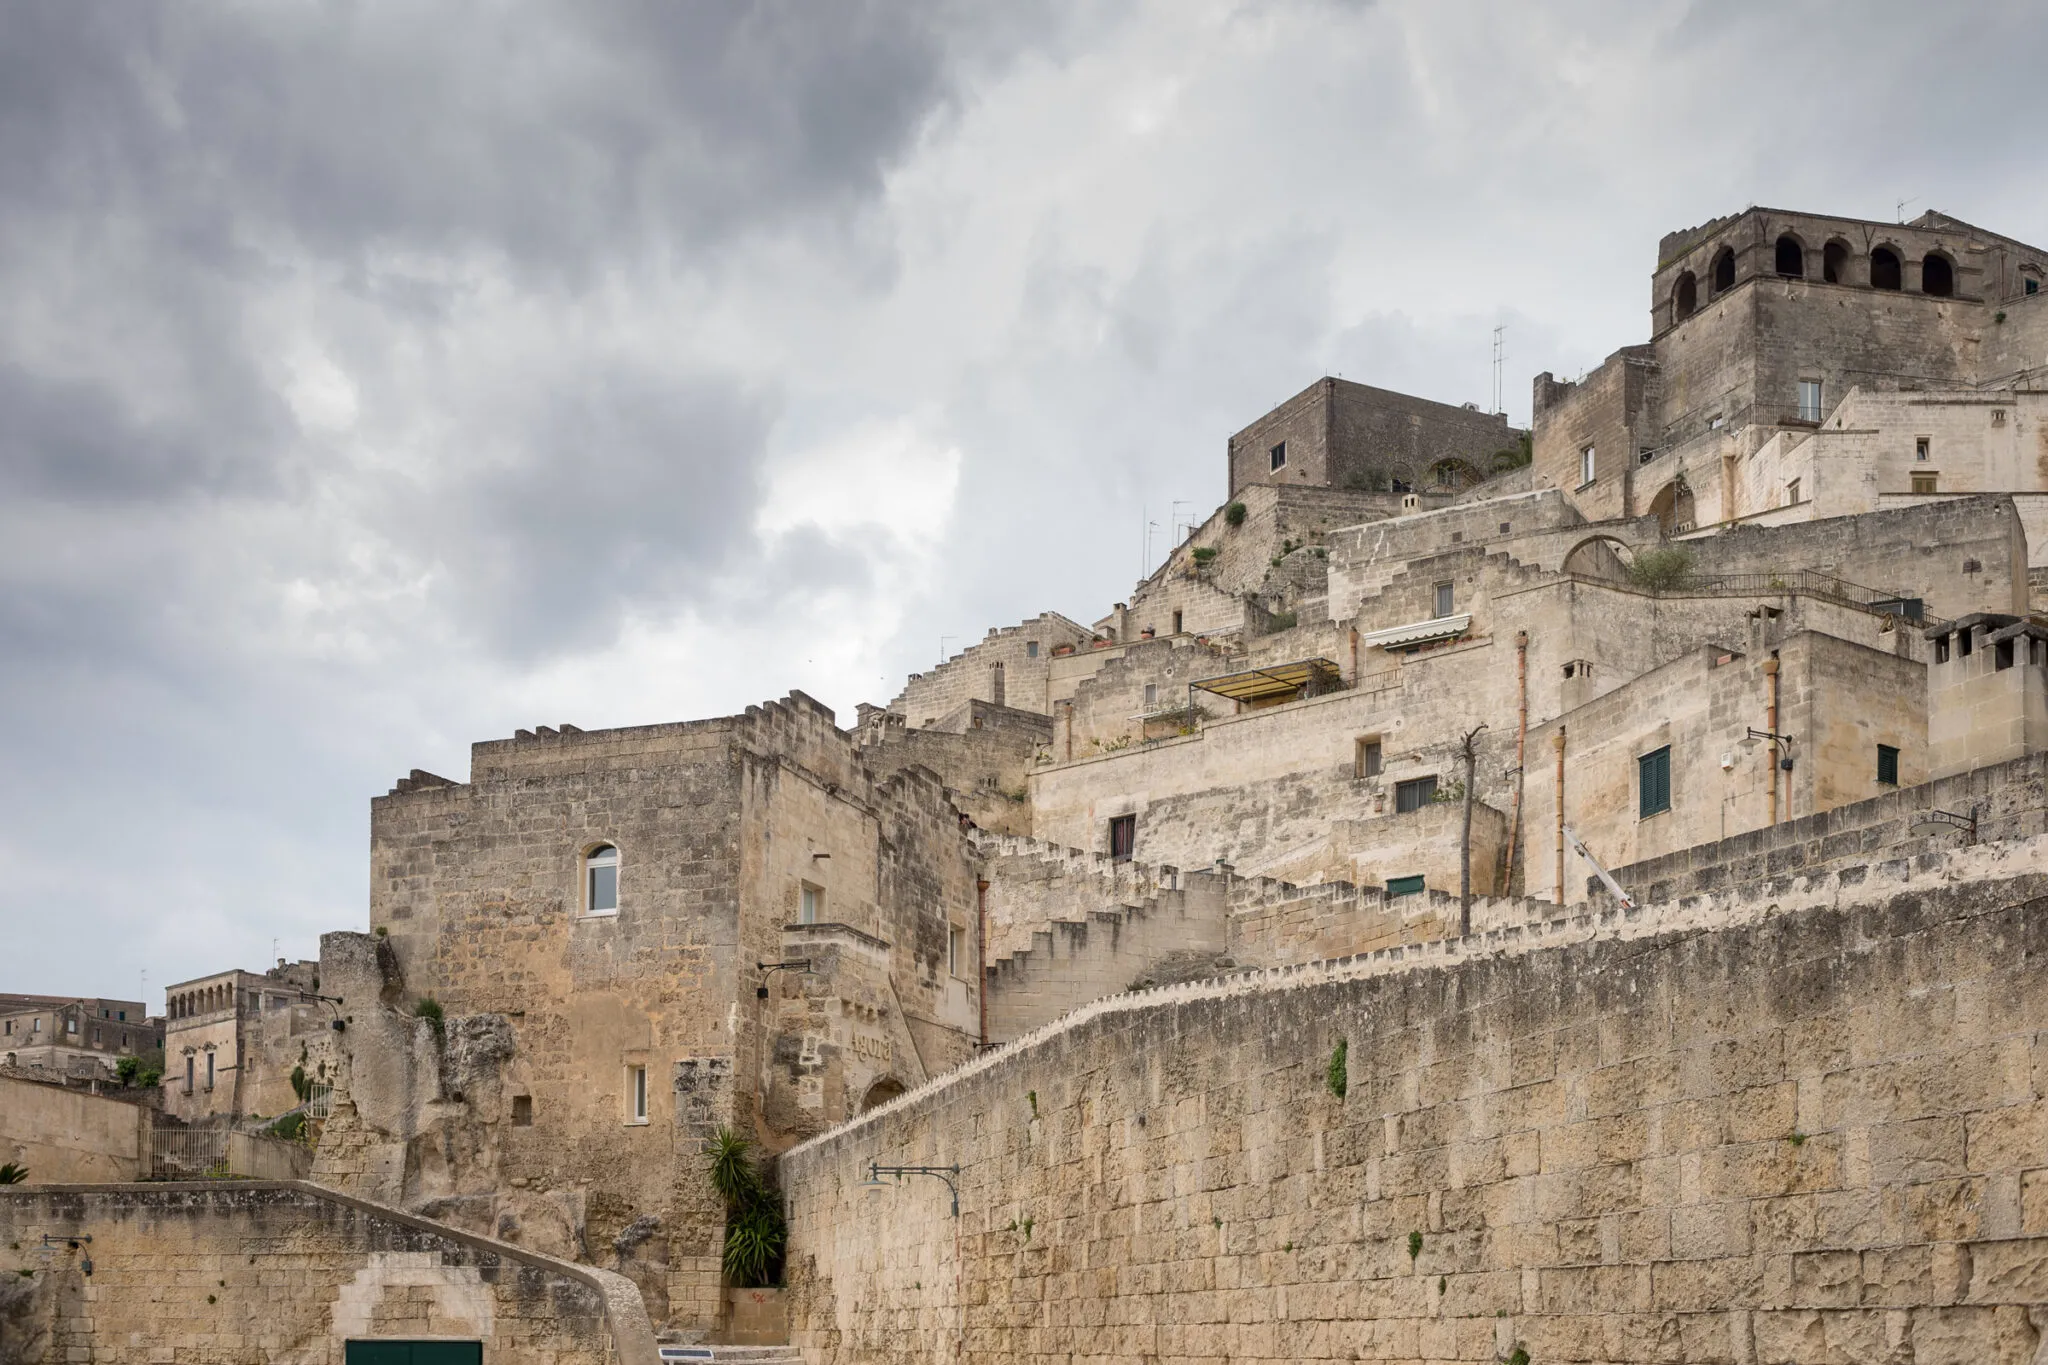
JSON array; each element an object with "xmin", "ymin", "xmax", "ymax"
[{"xmin": 344, "ymin": 1343, "xmax": 482, "ymax": 1365}]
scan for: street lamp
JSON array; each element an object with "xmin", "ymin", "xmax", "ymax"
[
  {"xmin": 1739, "ymin": 728, "xmax": 1797, "ymax": 771},
  {"xmin": 755, "ymin": 959, "xmax": 811, "ymax": 1000},
  {"xmin": 1909, "ymin": 805, "xmax": 1979, "ymax": 845},
  {"xmin": 861, "ymin": 1159, "xmax": 961, "ymax": 1217}
]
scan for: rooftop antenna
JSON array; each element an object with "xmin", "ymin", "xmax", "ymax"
[
  {"xmin": 1170, "ymin": 500, "xmax": 1193, "ymax": 544},
  {"xmin": 1897, "ymin": 196, "xmax": 1918, "ymax": 224},
  {"xmin": 1491, "ymin": 326, "xmax": 1507, "ymax": 416},
  {"xmin": 938, "ymin": 635, "xmax": 956, "ymax": 664},
  {"xmin": 139, "ymin": 969, "xmax": 147, "ymax": 1010}
]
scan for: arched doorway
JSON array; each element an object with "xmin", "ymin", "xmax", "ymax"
[
  {"xmin": 859, "ymin": 1077, "xmax": 907, "ymax": 1114},
  {"xmin": 1774, "ymin": 235, "xmax": 1804, "ymax": 278},
  {"xmin": 1711, "ymin": 246, "xmax": 1736, "ymax": 295},
  {"xmin": 1871, "ymin": 247, "xmax": 1902, "ymax": 291},
  {"xmin": 1646, "ymin": 479, "xmax": 1697, "ymax": 536},
  {"xmin": 1673, "ymin": 271, "xmax": 1698, "ymax": 322},
  {"xmin": 1922, "ymin": 252, "xmax": 1955, "ymax": 297},
  {"xmin": 1561, "ymin": 535, "xmax": 1637, "ymax": 584}
]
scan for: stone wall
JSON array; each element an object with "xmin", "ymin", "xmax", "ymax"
[
  {"xmin": 890, "ymin": 613, "xmax": 1095, "ymax": 723},
  {"xmin": 1228, "ymin": 377, "xmax": 1521, "ymax": 497},
  {"xmin": 0, "ymin": 1181, "xmax": 654, "ymax": 1364},
  {"xmin": 0, "ymin": 1074, "xmax": 150, "ymax": 1183},
  {"xmin": 781, "ymin": 839, "xmax": 2048, "ymax": 1364}
]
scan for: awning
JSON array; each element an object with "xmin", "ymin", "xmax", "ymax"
[
  {"xmin": 1359, "ymin": 613, "xmax": 1472, "ymax": 652},
  {"xmin": 1189, "ymin": 657, "xmax": 1343, "ymax": 703}
]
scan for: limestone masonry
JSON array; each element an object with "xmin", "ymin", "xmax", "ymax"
[{"xmin": 14, "ymin": 204, "xmax": 2048, "ymax": 1362}]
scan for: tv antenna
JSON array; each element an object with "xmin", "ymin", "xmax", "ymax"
[
  {"xmin": 1897, "ymin": 196, "xmax": 1919, "ymax": 224},
  {"xmin": 1491, "ymin": 326, "xmax": 1507, "ymax": 416}
]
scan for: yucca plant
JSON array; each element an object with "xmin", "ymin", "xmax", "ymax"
[
  {"xmin": 0, "ymin": 1163, "xmax": 27, "ymax": 1185},
  {"xmin": 707, "ymin": 1127, "xmax": 786, "ymax": 1288}
]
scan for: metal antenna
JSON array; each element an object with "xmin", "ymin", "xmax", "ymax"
[
  {"xmin": 1492, "ymin": 326, "xmax": 1506, "ymax": 415},
  {"xmin": 1897, "ymin": 197, "xmax": 1918, "ymax": 224}
]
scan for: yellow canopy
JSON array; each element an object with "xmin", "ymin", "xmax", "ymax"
[{"xmin": 1189, "ymin": 657, "xmax": 1342, "ymax": 703}]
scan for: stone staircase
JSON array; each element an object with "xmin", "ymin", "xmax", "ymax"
[{"xmin": 654, "ymin": 1347, "xmax": 802, "ymax": 1362}]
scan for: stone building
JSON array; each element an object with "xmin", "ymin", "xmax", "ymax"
[
  {"xmin": 316, "ymin": 692, "xmax": 984, "ymax": 1332},
  {"xmin": 1227, "ymin": 375, "xmax": 1525, "ymax": 497},
  {"xmin": 0, "ymin": 994, "xmax": 157, "ymax": 1079},
  {"xmin": 161, "ymin": 959, "xmax": 328, "ymax": 1123}
]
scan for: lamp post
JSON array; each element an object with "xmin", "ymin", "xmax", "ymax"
[
  {"xmin": 754, "ymin": 959, "xmax": 811, "ymax": 1000},
  {"xmin": 1909, "ymin": 805, "xmax": 1979, "ymax": 846}
]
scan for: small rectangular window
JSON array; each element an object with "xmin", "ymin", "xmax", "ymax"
[
  {"xmin": 185, "ymin": 1055, "xmax": 194, "ymax": 1094},
  {"xmin": 1143, "ymin": 683, "xmax": 1158, "ymax": 707},
  {"xmin": 1394, "ymin": 776, "xmax": 1438, "ymax": 813},
  {"xmin": 1876, "ymin": 744, "xmax": 1900, "ymax": 786},
  {"xmin": 799, "ymin": 884, "xmax": 821, "ymax": 925},
  {"xmin": 1108, "ymin": 813, "xmax": 1136, "ymax": 861},
  {"xmin": 1960, "ymin": 627, "xmax": 1974, "ymax": 657},
  {"xmin": 205, "ymin": 1052, "xmax": 215, "ymax": 1091},
  {"xmin": 1579, "ymin": 446, "xmax": 1596, "ymax": 487},
  {"xmin": 511, "ymin": 1095, "xmax": 534, "ymax": 1126},
  {"xmin": 1355, "ymin": 738, "xmax": 1383, "ymax": 779},
  {"xmin": 1171, "ymin": 610, "xmax": 1183, "ymax": 635},
  {"xmin": 1270, "ymin": 441, "xmax": 1287, "ymax": 471},
  {"xmin": 118, "ymin": 1011, "xmax": 126, "ymax": 1021},
  {"xmin": 1997, "ymin": 639, "xmax": 2015, "ymax": 671},
  {"xmin": 66, "ymin": 1018, "xmax": 77, "ymax": 1034},
  {"xmin": 1638, "ymin": 746, "xmax": 1672, "ymax": 818},
  {"xmin": 1911, "ymin": 472, "xmax": 1938, "ymax": 494},
  {"xmin": 1915, "ymin": 437, "xmax": 1931, "ymax": 462},
  {"xmin": 627, "ymin": 1065, "xmax": 648, "ymax": 1124},
  {"xmin": 1786, "ymin": 478, "xmax": 1801, "ymax": 505},
  {"xmin": 1386, "ymin": 875, "xmax": 1425, "ymax": 898},
  {"xmin": 948, "ymin": 925, "xmax": 967, "ymax": 977},
  {"xmin": 31, "ymin": 1018, "xmax": 40, "ymax": 1033},
  {"xmin": 93, "ymin": 1028, "xmax": 101, "ymax": 1045},
  {"xmin": 1935, "ymin": 634, "xmax": 1951, "ymax": 663},
  {"xmin": 1433, "ymin": 581, "xmax": 1454, "ymax": 618},
  {"xmin": 1026, "ymin": 640, "xmax": 1039, "ymax": 659},
  {"xmin": 1797, "ymin": 380, "xmax": 1822, "ymax": 423},
  {"xmin": 2029, "ymin": 278, "xmax": 2041, "ymax": 296}
]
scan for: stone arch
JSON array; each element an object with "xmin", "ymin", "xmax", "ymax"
[
  {"xmin": 1823, "ymin": 239, "xmax": 1850, "ymax": 284},
  {"xmin": 859, "ymin": 1077, "xmax": 908, "ymax": 1113},
  {"xmin": 1561, "ymin": 534, "xmax": 1637, "ymax": 584},
  {"xmin": 1774, "ymin": 234, "xmax": 1805, "ymax": 278},
  {"xmin": 1672, "ymin": 271, "xmax": 1698, "ymax": 323},
  {"xmin": 1922, "ymin": 251, "xmax": 1955, "ymax": 297},
  {"xmin": 1710, "ymin": 246, "xmax": 1736, "ymax": 295},
  {"xmin": 1646, "ymin": 479, "xmax": 1697, "ymax": 536},
  {"xmin": 1428, "ymin": 457, "xmax": 1483, "ymax": 490},
  {"xmin": 1871, "ymin": 245, "xmax": 1903, "ymax": 291}
]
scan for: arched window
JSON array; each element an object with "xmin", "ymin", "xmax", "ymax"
[
  {"xmin": 1711, "ymin": 247, "xmax": 1736, "ymax": 295},
  {"xmin": 585, "ymin": 844, "xmax": 620, "ymax": 916},
  {"xmin": 1673, "ymin": 271, "xmax": 1698, "ymax": 321},
  {"xmin": 1775, "ymin": 235, "xmax": 1804, "ymax": 278},
  {"xmin": 1922, "ymin": 252, "xmax": 1954, "ymax": 297},
  {"xmin": 1871, "ymin": 247, "xmax": 1902, "ymax": 290},
  {"xmin": 1823, "ymin": 240, "xmax": 1849, "ymax": 284}
]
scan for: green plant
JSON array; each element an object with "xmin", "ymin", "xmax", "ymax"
[
  {"xmin": 1021, "ymin": 1215, "xmax": 1035, "ymax": 1241},
  {"xmin": 1264, "ymin": 610, "xmax": 1298, "ymax": 632},
  {"xmin": 1212, "ymin": 1215, "xmax": 1223, "ymax": 1229},
  {"xmin": 1997, "ymin": 310, "xmax": 2008, "ymax": 323},
  {"xmin": 1507, "ymin": 1347, "xmax": 1530, "ymax": 1365},
  {"xmin": 1625, "ymin": 547, "xmax": 1694, "ymax": 592},
  {"xmin": 139, "ymin": 1067, "xmax": 161, "ymax": 1089},
  {"xmin": 1430, "ymin": 779, "xmax": 1466, "ymax": 804},
  {"xmin": 207, "ymin": 1294, "xmax": 216, "ymax": 1305},
  {"xmin": 413, "ymin": 997, "xmax": 445, "ymax": 1040},
  {"xmin": 1788, "ymin": 1131, "xmax": 1807, "ymax": 1147},
  {"xmin": 265, "ymin": 1112, "xmax": 308, "ymax": 1144},
  {"xmin": 1191, "ymin": 546, "xmax": 1219, "ymax": 565},
  {"xmin": 1438, "ymin": 1275, "xmax": 1446, "ymax": 1294},
  {"xmin": 706, "ymin": 1127, "xmax": 787, "ymax": 1288},
  {"xmin": 115, "ymin": 1056, "xmax": 142, "ymax": 1086},
  {"xmin": 1224, "ymin": 501, "xmax": 1247, "ymax": 528},
  {"xmin": 1407, "ymin": 1230, "xmax": 1423, "ymax": 1261},
  {"xmin": 374, "ymin": 925, "xmax": 388, "ymax": 937},
  {"xmin": 1027, "ymin": 1091, "xmax": 1039, "ymax": 1118},
  {"xmin": 1283, "ymin": 1241, "xmax": 1293, "ymax": 1252},
  {"xmin": 0, "ymin": 1164, "xmax": 27, "ymax": 1185},
  {"xmin": 1326, "ymin": 1041, "xmax": 1348, "ymax": 1099},
  {"xmin": 290, "ymin": 1064, "xmax": 312, "ymax": 1104}
]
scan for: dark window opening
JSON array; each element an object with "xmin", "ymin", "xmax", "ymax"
[
  {"xmin": 1171, "ymin": 610, "xmax": 1183, "ymax": 634},
  {"xmin": 1356, "ymin": 738, "xmax": 1383, "ymax": 779},
  {"xmin": 1775, "ymin": 235, "xmax": 1804, "ymax": 278},
  {"xmin": 2028, "ymin": 277, "xmax": 2041, "ymax": 296},
  {"xmin": 1108, "ymin": 813, "xmax": 1136, "ymax": 861},
  {"xmin": 1997, "ymin": 639, "xmax": 2015, "ymax": 671},
  {"xmin": 1711, "ymin": 247, "xmax": 1736, "ymax": 294},
  {"xmin": 1922, "ymin": 253, "xmax": 1954, "ymax": 297},
  {"xmin": 1386, "ymin": 875, "xmax": 1425, "ymax": 898},
  {"xmin": 1877, "ymin": 744, "xmax": 1900, "ymax": 787},
  {"xmin": 1269, "ymin": 441, "xmax": 1287, "ymax": 472},
  {"xmin": 1394, "ymin": 776, "xmax": 1438, "ymax": 813},
  {"xmin": 1871, "ymin": 247, "xmax": 1902, "ymax": 291},
  {"xmin": 1960, "ymin": 627, "xmax": 1974, "ymax": 657},
  {"xmin": 511, "ymin": 1095, "xmax": 533, "ymax": 1126},
  {"xmin": 1499, "ymin": 521, "xmax": 1511, "ymax": 533},
  {"xmin": 1389, "ymin": 477, "xmax": 1412, "ymax": 493},
  {"xmin": 1916, "ymin": 437, "xmax": 1930, "ymax": 461},
  {"xmin": 1823, "ymin": 240, "xmax": 1849, "ymax": 284},
  {"xmin": 1673, "ymin": 271, "xmax": 1697, "ymax": 320},
  {"xmin": 1934, "ymin": 634, "xmax": 1951, "ymax": 663},
  {"xmin": 1026, "ymin": 640, "xmax": 1039, "ymax": 659},
  {"xmin": 1638, "ymin": 745, "xmax": 1672, "ymax": 818}
]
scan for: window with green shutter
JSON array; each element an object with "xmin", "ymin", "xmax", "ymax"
[
  {"xmin": 1386, "ymin": 875, "xmax": 1425, "ymax": 898},
  {"xmin": 1638, "ymin": 746, "xmax": 1671, "ymax": 818},
  {"xmin": 1877, "ymin": 744, "xmax": 1900, "ymax": 786},
  {"xmin": 345, "ymin": 1343, "xmax": 482, "ymax": 1365}
]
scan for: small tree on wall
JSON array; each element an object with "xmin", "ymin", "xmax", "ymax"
[{"xmin": 708, "ymin": 1127, "xmax": 787, "ymax": 1288}]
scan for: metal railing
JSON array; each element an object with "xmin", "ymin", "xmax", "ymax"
[
  {"xmin": 149, "ymin": 1128, "xmax": 230, "ymax": 1180},
  {"xmin": 1580, "ymin": 566, "xmax": 1948, "ymax": 630}
]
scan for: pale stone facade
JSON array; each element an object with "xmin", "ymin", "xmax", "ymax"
[
  {"xmin": 0, "ymin": 995, "xmax": 156, "ymax": 1080},
  {"xmin": 161, "ymin": 960, "xmax": 326, "ymax": 1123}
]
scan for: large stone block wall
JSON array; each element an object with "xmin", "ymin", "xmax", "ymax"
[
  {"xmin": 781, "ymin": 843, "xmax": 2048, "ymax": 1364},
  {"xmin": 890, "ymin": 614, "xmax": 1094, "ymax": 724},
  {"xmin": 0, "ymin": 1075, "xmax": 150, "ymax": 1183},
  {"xmin": 1228, "ymin": 378, "xmax": 1521, "ymax": 498},
  {"xmin": 0, "ymin": 1181, "xmax": 655, "ymax": 1364}
]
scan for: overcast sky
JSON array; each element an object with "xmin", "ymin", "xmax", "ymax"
[{"xmin": 7, "ymin": 0, "xmax": 2048, "ymax": 1002}]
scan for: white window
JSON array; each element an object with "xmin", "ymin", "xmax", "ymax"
[
  {"xmin": 1915, "ymin": 437, "xmax": 1931, "ymax": 462},
  {"xmin": 205, "ymin": 1051, "xmax": 215, "ymax": 1091},
  {"xmin": 948, "ymin": 925, "xmax": 967, "ymax": 977},
  {"xmin": 1579, "ymin": 446, "xmax": 1596, "ymax": 487},
  {"xmin": 1434, "ymin": 581, "xmax": 1454, "ymax": 618},
  {"xmin": 1143, "ymin": 683, "xmax": 1158, "ymax": 707},
  {"xmin": 800, "ymin": 884, "xmax": 822, "ymax": 924},
  {"xmin": 584, "ymin": 844, "xmax": 619, "ymax": 916},
  {"xmin": 66, "ymin": 1017, "xmax": 77, "ymax": 1035},
  {"xmin": 1797, "ymin": 380, "xmax": 1822, "ymax": 423},
  {"xmin": 626, "ymin": 1064, "xmax": 648, "ymax": 1124},
  {"xmin": 31, "ymin": 1018, "xmax": 40, "ymax": 1034}
]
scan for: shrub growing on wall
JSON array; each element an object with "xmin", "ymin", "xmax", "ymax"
[
  {"xmin": 1626, "ymin": 547, "xmax": 1694, "ymax": 592},
  {"xmin": 709, "ymin": 1127, "xmax": 787, "ymax": 1288},
  {"xmin": 1224, "ymin": 502, "xmax": 1247, "ymax": 527}
]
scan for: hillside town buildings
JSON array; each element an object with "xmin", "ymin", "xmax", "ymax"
[{"xmin": 15, "ymin": 206, "xmax": 2048, "ymax": 1363}]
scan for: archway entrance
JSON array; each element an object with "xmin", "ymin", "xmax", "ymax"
[
  {"xmin": 1560, "ymin": 535, "xmax": 1637, "ymax": 584},
  {"xmin": 859, "ymin": 1077, "xmax": 907, "ymax": 1113}
]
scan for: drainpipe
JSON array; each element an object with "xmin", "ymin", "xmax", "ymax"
[
  {"xmin": 975, "ymin": 879, "xmax": 989, "ymax": 1049},
  {"xmin": 1553, "ymin": 727, "xmax": 1568, "ymax": 905},
  {"xmin": 1349, "ymin": 625, "xmax": 1360, "ymax": 685},
  {"xmin": 1764, "ymin": 655, "xmax": 1781, "ymax": 825},
  {"xmin": 1503, "ymin": 630, "xmax": 1530, "ymax": 890}
]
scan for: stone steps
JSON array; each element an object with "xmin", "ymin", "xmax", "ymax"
[{"xmin": 654, "ymin": 1347, "xmax": 802, "ymax": 1363}]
